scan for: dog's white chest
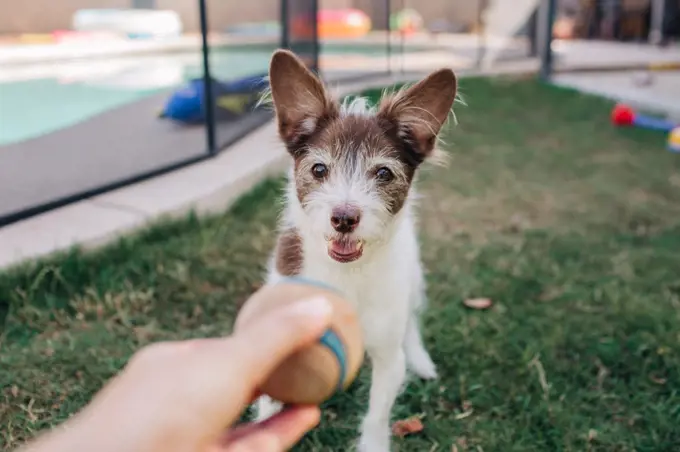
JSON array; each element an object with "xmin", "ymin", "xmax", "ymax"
[{"xmin": 299, "ymin": 256, "xmax": 412, "ymax": 352}]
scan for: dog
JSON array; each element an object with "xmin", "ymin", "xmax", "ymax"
[{"xmin": 253, "ymin": 49, "xmax": 458, "ymax": 452}]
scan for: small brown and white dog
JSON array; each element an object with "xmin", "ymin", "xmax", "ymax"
[{"xmin": 254, "ymin": 50, "xmax": 458, "ymax": 452}]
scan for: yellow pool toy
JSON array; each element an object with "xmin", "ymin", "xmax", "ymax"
[{"xmin": 669, "ymin": 127, "xmax": 680, "ymax": 153}]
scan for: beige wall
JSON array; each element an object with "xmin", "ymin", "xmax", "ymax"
[
  {"xmin": 0, "ymin": 0, "xmax": 129, "ymax": 35},
  {"xmin": 0, "ymin": 0, "xmax": 481, "ymax": 35},
  {"xmin": 0, "ymin": 0, "xmax": 281, "ymax": 34}
]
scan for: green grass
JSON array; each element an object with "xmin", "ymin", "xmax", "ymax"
[{"xmin": 2, "ymin": 77, "xmax": 680, "ymax": 451}]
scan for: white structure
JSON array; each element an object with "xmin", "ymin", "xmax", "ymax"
[{"xmin": 72, "ymin": 9, "xmax": 183, "ymax": 39}]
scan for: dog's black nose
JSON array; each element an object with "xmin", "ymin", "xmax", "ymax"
[{"xmin": 331, "ymin": 205, "xmax": 361, "ymax": 233}]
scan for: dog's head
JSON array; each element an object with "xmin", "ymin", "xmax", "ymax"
[{"xmin": 267, "ymin": 50, "xmax": 457, "ymax": 264}]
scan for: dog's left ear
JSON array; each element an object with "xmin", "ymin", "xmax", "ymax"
[
  {"xmin": 378, "ymin": 68, "xmax": 457, "ymax": 158},
  {"xmin": 268, "ymin": 49, "xmax": 337, "ymax": 154}
]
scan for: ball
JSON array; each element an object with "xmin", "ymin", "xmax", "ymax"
[
  {"xmin": 234, "ymin": 276, "xmax": 364, "ymax": 405},
  {"xmin": 668, "ymin": 127, "xmax": 680, "ymax": 153},
  {"xmin": 611, "ymin": 103, "xmax": 635, "ymax": 126}
]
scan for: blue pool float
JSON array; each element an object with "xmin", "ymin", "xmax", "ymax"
[{"xmin": 159, "ymin": 73, "xmax": 269, "ymax": 124}]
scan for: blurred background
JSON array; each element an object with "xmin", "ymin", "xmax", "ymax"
[{"xmin": 0, "ymin": 0, "xmax": 678, "ymax": 226}]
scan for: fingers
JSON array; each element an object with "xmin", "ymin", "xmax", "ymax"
[
  {"xmin": 187, "ymin": 295, "xmax": 332, "ymax": 388},
  {"xmin": 114, "ymin": 295, "xmax": 332, "ymax": 443},
  {"xmin": 221, "ymin": 406, "xmax": 321, "ymax": 452},
  {"xmin": 228, "ymin": 296, "xmax": 333, "ymax": 386},
  {"xmin": 162, "ymin": 296, "xmax": 332, "ymax": 424}
]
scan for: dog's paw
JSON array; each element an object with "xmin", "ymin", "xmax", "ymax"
[
  {"xmin": 253, "ymin": 396, "xmax": 282, "ymax": 422},
  {"xmin": 358, "ymin": 419, "xmax": 391, "ymax": 452},
  {"xmin": 407, "ymin": 351, "xmax": 438, "ymax": 380}
]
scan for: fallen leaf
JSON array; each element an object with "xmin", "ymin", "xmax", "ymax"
[
  {"xmin": 650, "ymin": 375, "xmax": 667, "ymax": 385},
  {"xmin": 454, "ymin": 409, "xmax": 474, "ymax": 420},
  {"xmin": 463, "ymin": 298, "xmax": 493, "ymax": 310},
  {"xmin": 391, "ymin": 416, "xmax": 424, "ymax": 438},
  {"xmin": 539, "ymin": 286, "xmax": 563, "ymax": 302}
]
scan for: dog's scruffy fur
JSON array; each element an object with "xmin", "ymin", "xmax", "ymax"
[{"xmin": 254, "ymin": 50, "xmax": 458, "ymax": 452}]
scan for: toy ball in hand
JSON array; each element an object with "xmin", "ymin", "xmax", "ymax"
[
  {"xmin": 234, "ymin": 277, "xmax": 364, "ymax": 405},
  {"xmin": 611, "ymin": 103, "xmax": 635, "ymax": 126},
  {"xmin": 669, "ymin": 127, "xmax": 680, "ymax": 153}
]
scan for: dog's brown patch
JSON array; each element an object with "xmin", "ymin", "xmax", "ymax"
[{"xmin": 275, "ymin": 228, "xmax": 303, "ymax": 276}]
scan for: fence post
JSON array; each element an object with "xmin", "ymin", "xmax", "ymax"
[
  {"xmin": 475, "ymin": 0, "xmax": 487, "ymax": 69},
  {"xmin": 281, "ymin": 0, "xmax": 289, "ymax": 49},
  {"xmin": 311, "ymin": 0, "xmax": 319, "ymax": 74},
  {"xmin": 386, "ymin": 0, "xmax": 392, "ymax": 74},
  {"xmin": 282, "ymin": 1, "xmax": 319, "ymax": 74},
  {"xmin": 539, "ymin": 0, "xmax": 556, "ymax": 81},
  {"xmin": 198, "ymin": 0, "xmax": 216, "ymax": 154}
]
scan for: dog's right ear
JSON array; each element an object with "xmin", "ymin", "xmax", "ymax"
[
  {"xmin": 378, "ymin": 68, "xmax": 457, "ymax": 159},
  {"xmin": 268, "ymin": 50, "xmax": 337, "ymax": 154}
]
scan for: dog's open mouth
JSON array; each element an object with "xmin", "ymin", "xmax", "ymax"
[{"xmin": 327, "ymin": 238, "xmax": 364, "ymax": 263}]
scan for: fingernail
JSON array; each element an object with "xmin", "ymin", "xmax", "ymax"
[{"xmin": 287, "ymin": 296, "xmax": 333, "ymax": 320}]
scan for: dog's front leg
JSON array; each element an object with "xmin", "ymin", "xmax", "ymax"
[
  {"xmin": 252, "ymin": 394, "xmax": 282, "ymax": 422},
  {"xmin": 358, "ymin": 346, "xmax": 406, "ymax": 452}
]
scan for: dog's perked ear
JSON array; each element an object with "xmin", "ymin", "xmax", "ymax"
[
  {"xmin": 378, "ymin": 68, "xmax": 457, "ymax": 160},
  {"xmin": 268, "ymin": 49, "xmax": 338, "ymax": 156}
]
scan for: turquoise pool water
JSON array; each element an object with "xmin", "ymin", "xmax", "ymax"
[
  {"xmin": 0, "ymin": 80, "xmax": 162, "ymax": 145},
  {"xmin": 0, "ymin": 43, "xmax": 410, "ymax": 146},
  {"xmin": 0, "ymin": 50, "xmax": 271, "ymax": 146}
]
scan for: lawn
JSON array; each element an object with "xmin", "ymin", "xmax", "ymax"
[{"xmin": 2, "ymin": 77, "xmax": 680, "ymax": 451}]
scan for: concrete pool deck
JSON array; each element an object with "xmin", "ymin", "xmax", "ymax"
[{"xmin": 553, "ymin": 70, "xmax": 680, "ymax": 121}]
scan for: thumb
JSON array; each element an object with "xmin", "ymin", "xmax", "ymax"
[
  {"xmin": 165, "ymin": 296, "xmax": 333, "ymax": 433},
  {"xmin": 231, "ymin": 296, "xmax": 333, "ymax": 385}
]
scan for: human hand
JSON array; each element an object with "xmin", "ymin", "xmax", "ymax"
[{"xmin": 21, "ymin": 296, "xmax": 333, "ymax": 452}]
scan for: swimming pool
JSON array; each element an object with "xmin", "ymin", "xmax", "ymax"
[
  {"xmin": 0, "ymin": 42, "xmax": 425, "ymax": 146},
  {"xmin": 0, "ymin": 50, "xmax": 267, "ymax": 146}
]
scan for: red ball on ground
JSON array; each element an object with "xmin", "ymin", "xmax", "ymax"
[{"xmin": 612, "ymin": 104, "xmax": 635, "ymax": 126}]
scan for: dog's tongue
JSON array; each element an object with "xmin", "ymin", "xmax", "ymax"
[{"xmin": 330, "ymin": 239, "xmax": 360, "ymax": 255}]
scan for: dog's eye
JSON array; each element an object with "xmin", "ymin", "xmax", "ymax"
[
  {"xmin": 375, "ymin": 167, "xmax": 394, "ymax": 182},
  {"xmin": 311, "ymin": 163, "xmax": 328, "ymax": 179}
]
